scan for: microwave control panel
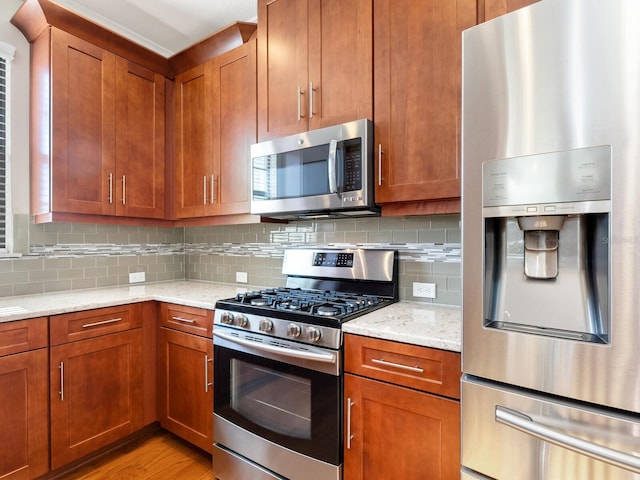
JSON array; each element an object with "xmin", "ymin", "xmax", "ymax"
[{"xmin": 343, "ymin": 139, "xmax": 362, "ymax": 192}]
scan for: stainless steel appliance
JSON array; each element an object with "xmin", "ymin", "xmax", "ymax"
[
  {"xmin": 250, "ymin": 119, "xmax": 378, "ymax": 220},
  {"xmin": 213, "ymin": 248, "xmax": 398, "ymax": 480},
  {"xmin": 462, "ymin": 0, "xmax": 640, "ymax": 478}
]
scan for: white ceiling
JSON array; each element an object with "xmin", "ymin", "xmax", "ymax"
[{"xmin": 52, "ymin": 0, "xmax": 258, "ymax": 57}]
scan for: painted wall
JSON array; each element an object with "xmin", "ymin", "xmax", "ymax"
[{"xmin": 1, "ymin": 0, "xmax": 30, "ymax": 221}]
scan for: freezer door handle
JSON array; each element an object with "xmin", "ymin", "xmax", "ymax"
[{"xmin": 495, "ymin": 405, "xmax": 640, "ymax": 474}]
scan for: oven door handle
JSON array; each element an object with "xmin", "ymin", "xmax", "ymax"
[{"xmin": 214, "ymin": 331, "xmax": 338, "ymax": 364}]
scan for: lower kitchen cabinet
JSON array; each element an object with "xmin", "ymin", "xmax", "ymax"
[
  {"xmin": 0, "ymin": 318, "xmax": 49, "ymax": 480},
  {"xmin": 344, "ymin": 334, "xmax": 461, "ymax": 480},
  {"xmin": 158, "ymin": 303, "xmax": 214, "ymax": 453},
  {"xmin": 49, "ymin": 305, "xmax": 144, "ymax": 469}
]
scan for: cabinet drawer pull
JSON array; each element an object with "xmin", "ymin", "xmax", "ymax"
[
  {"xmin": 211, "ymin": 174, "xmax": 216, "ymax": 204},
  {"xmin": 59, "ymin": 362, "xmax": 64, "ymax": 401},
  {"xmin": 370, "ymin": 357, "xmax": 424, "ymax": 373},
  {"xmin": 309, "ymin": 81, "xmax": 315, "ymax": 119},
  {"xmin": 204, "ymin": 354, "xmax": 213, "ymax": 393},
  {"xmin": 171, "ymin": 316, "xmax": 196, "ymax": 324},
  {"xmin": 81, "ymin": 317, "xmax": 123, "ymax": 328},
  {"xmin": 122, "ymin": 175, "xmax": 126, "ymax": 205},
  {"xmin": 346, "ymin": 397, "xmax": 354, "ymax": 449}
]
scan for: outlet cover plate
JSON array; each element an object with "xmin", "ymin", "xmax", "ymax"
[
  {"xmin": 413, "ymin": 282, "xmax": 436, "ymax": 298},
  {"xmin": 129, "ymin": 272, "xmax": 145, "ymax": 283},
  {"xmin": 236, "ymin": 272, "xmax": 248, "ymax": 283}
]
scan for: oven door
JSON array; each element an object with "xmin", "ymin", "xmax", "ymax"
[{"xmin": 213, "ymin": 328, "xmax": 342, "ymax": 479}]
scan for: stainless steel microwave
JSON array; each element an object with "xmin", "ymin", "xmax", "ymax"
[{"xmin": 250, "ymin": 119, "xmax": 379, "ymax": 220}]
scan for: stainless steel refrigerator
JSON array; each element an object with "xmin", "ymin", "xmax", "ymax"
[{"xmin": 461, "ymin": 0, "xmax": 640, "ymax": 478}]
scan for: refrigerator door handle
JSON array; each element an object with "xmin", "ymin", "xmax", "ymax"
[{"xmin": 496, "ymin": 405, "xmax": 640, "ymax": 475}]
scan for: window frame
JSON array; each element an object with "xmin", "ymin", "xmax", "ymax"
[{"xmin": 0, "ymin": 40, "xmax": 15, "ymax": 253}]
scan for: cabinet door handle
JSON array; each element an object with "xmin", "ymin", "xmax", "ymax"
[
  {"xmin": 108, "ymin": 173, "xmax": 113, "ymax": 204},
  {"xmin": 204, "ymin": 354, "xmax": 213, "ymax": 393},
  {"xmin": 309, "ymin": 81, "xmax": 315, "ymax": 119},
  {"xmin": 82, "ymin": 317, "xmax": 123, "ymax": 328},
  {"xmin": 211, "ymin": 174, "xmax": 216, "ymax": 204},
  {"xmin": 346, "ymin": 397, "xmax": 354, "ymax": 449},
  {"xmin": 122, "ymin": 175, "xmax": 126, "ymax": 205},
  {"xmin": 378, "ymin": 144, "xmax": 383, "ymax": 186},
  {"xmin": 370, "ymin": 357, "xmax": 424, "ymax": 373},
  {"xmin": 203, "ymin": 176, "xmax": 208, "ymax": 205},
  {"xmin": 297, "ymin": 85, "xmax": 304, "ymax": 120},
  {"xmin": 59, "ymin": 362, "xmax": 64, "ymax": 401},
  {"xmin": 171, "ymin": 316, "xmax": 196, "ymax": 324}
]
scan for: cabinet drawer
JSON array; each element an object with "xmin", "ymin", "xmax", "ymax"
[
  {"xmin": 159, "ymin": 303, "xmax": 213, "ymax": 338},
  {"xmin": 344, "ymin": 334, "xmax": 461, "ymax": 399},
  {"xmin": 0, "ymin": 317, "xmax": 48, "ymax": 356},
  {"xmin": 50, "ymin": 304, "xmax": 141, "ymax": 346}
]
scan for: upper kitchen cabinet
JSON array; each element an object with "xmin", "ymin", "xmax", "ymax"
[
  {"xmin": 12, "ymin": 0, "xmax": 167, "ymax": 223},
  {"xmin": 174, "ymin": 40, "xmax": 257, "ymax": 220},
  {"xmin": 257, "ymin": 0, "xmax": 373, "ymax": 141},
  {"xmin": 483, "ymin": 0, "xmax": 540, "ymax": 21},
  {"xmin": 373, "ymin": 0, "xmax": 476, "ymax": 215}
]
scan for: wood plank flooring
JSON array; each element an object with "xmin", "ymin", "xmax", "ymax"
[{"xmin": 61, "ymin": 431, "xmax": 214, "ymax": 480}]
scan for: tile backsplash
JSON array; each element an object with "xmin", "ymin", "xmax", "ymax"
[{"xmin": 1, "ymin": 214, "xmax": 461, "ymax": 306}]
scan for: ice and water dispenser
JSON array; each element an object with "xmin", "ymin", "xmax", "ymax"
[{"xmin": 482, "ymin": 146, "xmax": 611, "ymax": 343}]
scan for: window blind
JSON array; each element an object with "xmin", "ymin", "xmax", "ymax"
[
  {"xmin": 0, "ymin": 56, "xmax": 7, "ymax": 250},
  {"xmin": 0, "ymin": 41, "xmax": 14, "ymax": 253}
]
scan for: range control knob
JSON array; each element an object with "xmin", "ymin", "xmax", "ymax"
[
  {"xmin": 259, "ymin": 319, "xmax": 274, "ymax": 333},
  {"xmin": 287, "ymin": 323, "xmax": 302, "ymax": 338},
  {"xmin": 307, "ymin": 327, "xmax": 322, "ymax": 343},
  {"xmin": 220, "ymin": 312, "xmax": 234, "ymax": 325},
  {"xmin": 235, "ymin": 314, "xmax": 249, "ymax": 328}
]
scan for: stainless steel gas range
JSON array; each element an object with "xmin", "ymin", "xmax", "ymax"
[{"xmin": 212, "ymin": 248, "xmax": 398, "ymax": 480}]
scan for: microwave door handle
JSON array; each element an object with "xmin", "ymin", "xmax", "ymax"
[{"xmin": 328, "ymin": 139, "xmax": 339, "ymax": 195}]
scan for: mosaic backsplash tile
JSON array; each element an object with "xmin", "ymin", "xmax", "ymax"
[{"xmin": 1, "ymin": 214, "xmax": 461, "ymax": 305}]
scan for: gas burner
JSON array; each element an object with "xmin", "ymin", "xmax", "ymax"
[
  {"xmin": 250, "ymin": 298, "xmax": 270, "ymax": 306},
  {"xmin": 317, "ymin": 305, "xmax": 339, "ymax": 316}
]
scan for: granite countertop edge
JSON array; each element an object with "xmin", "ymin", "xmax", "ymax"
[{"xmin": 0, "ymin": 280, "xmax": 461, "ymax": 352}]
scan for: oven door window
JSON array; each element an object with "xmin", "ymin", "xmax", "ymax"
[{"xmin": 215, "ymin": 346, "xmax": 341, "ymax": 466}]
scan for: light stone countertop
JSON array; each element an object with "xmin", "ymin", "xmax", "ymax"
[
  {"xmin": 0, "ymin": 281, "xmax": 461, "ymax": 352},
  {"xmin": 342, "ymin": 301, "xmax": 461, "ymax": 352},
  {"xmin": 0, "ymin": 281, "xmax": 242, "ymax": 322}
]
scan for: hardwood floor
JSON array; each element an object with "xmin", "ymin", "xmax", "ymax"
[{"xmin": 61, "ymin": 431, "xmax": 213, "ymax": 480}]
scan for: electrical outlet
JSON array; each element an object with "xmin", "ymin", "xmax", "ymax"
[
  {"xmin": 413, "ymin": 282, "xmax": 436, "ymax": 298},
  {"xmin": 236, "ymin": 271, "xmax": 248, "ymax": 283},
  {"xmin": 129, "ymin": 271, "xmax": 145, "ymax": 283}
]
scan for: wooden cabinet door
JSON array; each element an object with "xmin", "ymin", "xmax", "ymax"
[
  {"xmin": 373, "ymin": 0, "xmax": 476, "ymax": 206},
  {"xmin": 258, "ymin": 0, "xmax": 373, "ymax": 140},
  {"xmin": 307, "ymin": 0, "xmax": 372, "ymax": 130},
  {"xmin": 115, "ymin": 58, "xmax": 166, "ymax": 219},
  {"xmin": 484, "ymin": 0, "xmax": 540, "ymax": 21},
  {"xmin": 174, "ymin": 63, "xmax": 215, "ymax": 218},
  {"xmin": 158, "ymin": 327, "xmax": 213, "ymax": 453},
  {"xmin": 51, "ymin": 28, "xmax": 117, "ymax": 216},
  {"xmin": 0, "ymin": 349, "xmax": 49, "ymax": 480},
  {"xmin": 344, "ymin": 373, "xmax": 460, "ymax": 480},
  {"xmin": 211, "ymin": 40, "xmax": 257, "ymax": 216},
  {"xmin": 257, "ymin": 0, "xmax": 309, "ymax": 140},
  {"xmin": 50, "ymin": 329, "xmax": 143, "ymax": 469}
]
